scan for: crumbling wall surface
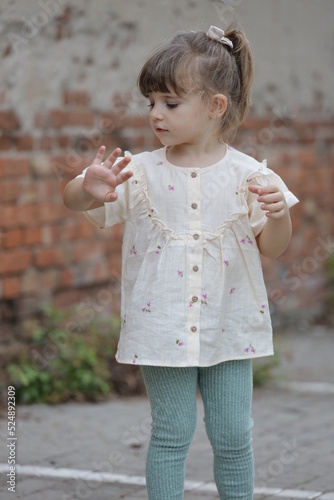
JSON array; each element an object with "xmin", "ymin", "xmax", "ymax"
[{"xmin": 0, "ymin": 0, "xmax": 333, "ymax": 329}]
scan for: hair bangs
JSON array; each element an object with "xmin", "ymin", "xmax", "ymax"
[{"xmin": 138, "ymin": 45, "xmax": 194, "ymax": 98}]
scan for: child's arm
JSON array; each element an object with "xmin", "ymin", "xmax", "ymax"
[
  {"xmin": 63, "ymin": 146, "xmax": 133, "ymax": 212},
  {"xmin": 248, "ymin": 184, "xmax": 292, "ymax": 259}
]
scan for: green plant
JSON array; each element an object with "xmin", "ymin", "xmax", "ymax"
[
  {"xmin": 326, "ymin": 253, "xmax": 334, "ymax": 305},
  {"xmin": 253, "ymin": 355, "xmax": 279, "ymax": 387},
  {"xmin": 6, "ymin": 305, "xmax": 119, "ymax": 404}
]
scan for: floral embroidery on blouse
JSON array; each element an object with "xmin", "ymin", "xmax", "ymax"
[
  {"xmin": 156, "ymin": 245, "xmax": 161, "ymax": 254},
  {"xmin": 142, "ymin": 302, "xmax": 151, "ymax": 313},
  {"xmin": 132, "ymin": 354, "xmax": 138, "ymax": 364},
  {"xmin": 157, "ymin": 161, "xmax": 164, "ymax": 165},
  {"xmin": 224, "ymin": 260, "xmax": 229, "ymax": 266},
  {"xmin": 222, "ymin": 328, "xmax": 225, "ymax": 334},
  {"xmin": 240, "ymin": 235, "xmax": 253, "ymax": 246},
  {"xmin": 201, "ymin": 293, "xmax": 208, "ymax": 306},
  {"xmin": 168, "ymin": 184, "xmax": 175, "ymax": 191},
  {"xmin": 245, "ymin": 343, "xmax": 256, "ymax": 354},
  {"xmin": 260, "ymin": 304, "xmax": 266, "ymax": 314},
  {"xmin": 131, "ymin": 179, "xmax": 138, "ymax": 186},
  {"xmin": 176, "ymin": 339, "xmax": 184, "ymax": 347},
  {"xmin": 177, "ymin": 269, "xmax": 184, "ymax": 278},
  {"xmin": 130, "ymin": 245, "xmax": 137, "ymax": 256},
  {"xmin": 148, "ymin": 209, "xmax": 155, "ymax": 218},
  {"xmin": 123, "ymin": 314, "xmax": 126, "ymax": 323},
  {"xmin": 229, "ymin": 288, "xmax": 236, "ymax": 295}
]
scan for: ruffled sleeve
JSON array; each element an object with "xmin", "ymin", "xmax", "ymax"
[
  {"xmin": 246, "ymin": 159, "xmax": 299, "ymax": 237},
  {"xmin": 75, "ymin": 153, "xmax": 144, "ymax": 228}
]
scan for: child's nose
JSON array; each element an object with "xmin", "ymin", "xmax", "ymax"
[{"xmin": 150, "ymin": 104, "xmax": 163, "ymax": 120}]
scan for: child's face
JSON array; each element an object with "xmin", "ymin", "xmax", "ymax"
[{"xmin": 147, "ymin": 91, "xmax": 212, "ymax": 148}]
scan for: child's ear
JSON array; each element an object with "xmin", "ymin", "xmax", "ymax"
[{"xmin": 209, "ymin": 94, "xmax": 228, "ymax": 118}]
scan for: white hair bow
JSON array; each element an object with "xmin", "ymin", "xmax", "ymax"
[{"xmin": 206, "ymin": 25, "xmax": 233, "ymax": 49}]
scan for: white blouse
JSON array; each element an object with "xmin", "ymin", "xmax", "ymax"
[{"xmin": 78, "ymin": 146, "xmax": 299, "ymax": 367}]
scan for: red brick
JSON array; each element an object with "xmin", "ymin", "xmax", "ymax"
[
  {"xmin": 35, "ymin": 248, "xmax": 66, "ymax": 268},
  {"xmin": 128, "ymin": 116, "xmax": 150, "ymax": 128},
  {"xmin": 0, "ymin": 250, "xmax": 32, "ymax": 276},
  {"xmin": 0, "ymin": 136, "xmax": 13, "ymax": 151},
  {"xmin": 62, "ymin": 222, "xmax": 94, "ymax": 241},
  {"xmin": 0, "ymin": 110, "xmax": 20, "ymax": 131},
  {"xmin": 0, "ymin": 89, "xmax": 6, "ymax": 104},
  {"xmin": 39, "ymin": 135, "xmax": 53, "ymax": 151},
  {"xmin": 67, "ymin": 110, "xmax": 95, "ymax": 127},
  {"xmin": 35, "ymin": 110, "xmax": 65, "ymax": 128},
  {"xmin": 71, "ymin": 242, "xmax": 105, "ymax": 264},
  {"xmin": 50, "ymin": 110, "xmax": 68, "ymax": 127},
  {"xmin": 37, "ymin": 202, "xmax": 68, "ymax": 224},
  {"xmin": 23, "ymin": 227, "xmax": 42, "ymax": 246},
  {"xmin": 2, "ymin": 276, "xmax": 20, "ymax": 298},
  {"xmin": 100, "ymin": 112, "xmax": 125, "ymax": 132},
  {"xmin": 35, "ymin": 109, "xmax": 95, "ymax": 129},
  {"xmin": 57, "ymin": 135, "xmax": 70, "ymax": 149},
  {"xmin": 59, "ymin": 269, "xmax": 75, "ymax": 288},
  {"xmin": 0, "ymin": 180, "xmax": 20, "ymax": 202},
  {"xmin": 3, "ymin": 229, "xmax": 22, "ymax": 249},
  {"xmin": 34, "ymin": 111, "xmax": 49, "ymax": 128},
  {"xmin": 0, "ymin": 205, "xmax": 38, "ymax": 229},
  {"xmin": 0, "ymin": 157, "xmax": 30, "ymax": 179},
  {"xmin": 63, "ymin": 90, "xmax": 90, "ymax": 107},
  {"xmin": 0, "ymin": 232, "xmax": 6, "ymax": 250},
  {"xmin": 14, "ymin": 135, "xmax": 34, "ymax": 151}
]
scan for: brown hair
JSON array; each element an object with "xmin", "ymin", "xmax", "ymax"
[{"xmin": 138, "ymin": 25, "xmax": 254, "ymax": 141}]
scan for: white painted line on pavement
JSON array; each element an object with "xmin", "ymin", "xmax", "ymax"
[
  {"xmin": 0, "ymin": 464, "xmax": 333, "ymax": 499},
  {"xmin": 280, "ymin": 381, "xmax": 334, "ymax": 394}
]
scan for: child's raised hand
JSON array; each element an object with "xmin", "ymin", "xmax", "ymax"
[
  {"xmin": 248, "ymin": 184, "xmax": 288, "ymax": 219},
  {"xmin": 83, "ymin": 146, "xmax": 133, "ymax": 203}
]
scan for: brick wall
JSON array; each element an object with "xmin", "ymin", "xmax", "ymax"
[
  {"xmin": 0, "ymin": 91, "xmax": 333, "ymax": 329},
  {"xmin": 0, "ymin": 0, "xmax": 333, "ymax": 332},
  {"xmin": 0, "ymin": 89, "xmax": 157, "ymax": 324}
]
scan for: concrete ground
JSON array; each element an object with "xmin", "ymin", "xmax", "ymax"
[{"xmin": 0, "ymin": 326, "xmax": 333, "ymax": 500}]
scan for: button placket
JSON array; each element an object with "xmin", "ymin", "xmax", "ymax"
[{"xmin": 186, "ymin": 169, "xmax": 202, "ymax": 364}]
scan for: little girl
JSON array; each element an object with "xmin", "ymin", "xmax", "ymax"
[{"xmin": 64, "ymin": 25, "xmax": 298, "ymax": 500}]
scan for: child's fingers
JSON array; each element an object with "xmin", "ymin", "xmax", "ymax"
[
  {"xmin": 261, "ymin": 200, "xmax": 285, "ymax": 213},
  {"xmin": 115, "ymin": 169, "xmax": 134, "ymax": 186},
  {"xmin": 111, "ymin": 156, "xmax": 132, "ymax": 178},
  {"xmin": 257, "ymin": 192, "xmax": 283, "ymax": 204},
  {"xmin": 103, "ymin": 148, "xmax": 123, "ymax": 169},
  {"xmin": 93, "ymin": 145, "xmax": 106, "ymax": 164},
  {"xmin": 248, "ymin": 185, "xmax": 261, "ymax": 194}
]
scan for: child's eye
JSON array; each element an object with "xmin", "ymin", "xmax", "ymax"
[
  {"xmin": 148, "ymin": 102, "xmax": 154, "ymax": 108},
  {"xmin": 166, "ymin": 103, "xmax": 178, "ymax": 109}
]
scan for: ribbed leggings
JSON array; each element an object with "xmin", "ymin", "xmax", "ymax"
[{"xmin": 141, "ymin": 360, "xmax": 254, "ymax": 500}]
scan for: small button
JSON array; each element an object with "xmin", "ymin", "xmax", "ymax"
[
  {"xmin": 190, "ymin": 326, "xmax": 197, "ymax": 333},
  {"xmin": 193, "ymin": 265, "xmax": 199, "ymax": 272},
  {"xmin": 193, "ymin": 233, "xmax": 200, "ymax": 240},
  {"xmin": 191, "ymin": 203, "xmax": 198, "ymax": 210},
  {"xmin": 191, "ymin": 172, "xmax": 197, "ymax": 178},
  {"xmin": 192, "ymin": 296, "xmax": 198, "ymax": 303}
]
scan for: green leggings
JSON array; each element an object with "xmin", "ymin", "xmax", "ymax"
[{"xmin": 141, "ymin": 360, "xmax": 254, "ymax": 500}]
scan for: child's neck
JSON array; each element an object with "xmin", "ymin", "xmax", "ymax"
[{"xmin": 166, "ymin": 141, "xmax": 227, "ymax": 168}]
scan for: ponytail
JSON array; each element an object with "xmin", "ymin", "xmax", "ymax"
[{"xmin": 225, "ymin": 26, "xmax": 254, "ymax": 125}]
